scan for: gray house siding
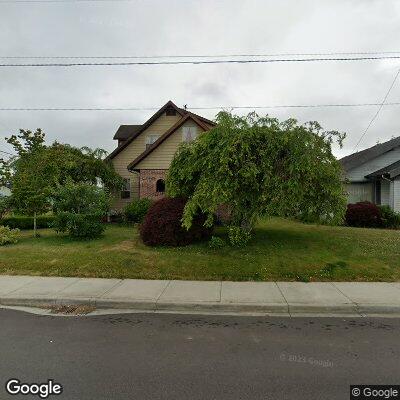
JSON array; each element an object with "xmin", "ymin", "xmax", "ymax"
[
  {"xmin": 381, "ymin": 180, "xmax": 391, "ymax": 206},
  {"xmin": 394, "ymin": 178, "xmax": 400, "ymax": 212},
  {"xmin": 345, "ymin": 182, "xmax": 373, "ymax": 203},
  {"xmin": 345, "ymin": 147, "xmax": 400, "ymax": 182},
  {"xmin": 341, "ymin": 139, "xmax": 400, "ymax": 211}
]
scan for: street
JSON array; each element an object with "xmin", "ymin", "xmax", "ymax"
[{"xmin": 1, "ymin": 308, "xmax": 399, "ymax": 400}]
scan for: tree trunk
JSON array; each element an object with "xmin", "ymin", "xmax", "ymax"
[{"xmin": 33, "ymin": 211, "xmax": 37, "ymax": 237}]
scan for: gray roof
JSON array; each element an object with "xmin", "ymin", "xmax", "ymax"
[
  {"xmin": 113, "ymin": 125, "xmax": 142, "ymax": 141},
  {"xmin": 340, "ymin": 136, "xmax": 400, "ymax": 171},
  {"xmin": 365, "ymin": 159, "xmax": 400, "ymax": 179}
]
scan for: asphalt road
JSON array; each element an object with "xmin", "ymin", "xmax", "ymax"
[{"xmin": 1, "ymin": 308, "xmax": 399, "ymax": 400}]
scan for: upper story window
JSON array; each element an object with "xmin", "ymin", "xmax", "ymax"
[
  {"xmin": 182, "ymin": 126, "xmax": 198, "ymax": 142},
  {"xmin": 165, "ymin": 107, "xmax": 177, "ymax": 116},
  {"xmin": 146, "ymin": 134, "xmax": 160, "ymax": 149},
  {"xmin": 121, "ymin": 178, "xmax": 131, "ymax": 199}
]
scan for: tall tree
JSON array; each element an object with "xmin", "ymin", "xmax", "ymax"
[
  {"xmin": 0, "ymin": 129, "xmax": 123, "ymax": 236},
  {"xmin": 167, "ymin": 112, "xmax": 347, "ymax": 244}
]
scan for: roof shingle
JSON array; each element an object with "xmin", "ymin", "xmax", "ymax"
[
  {"xmin": 340, "ymin": 136, "xmax": 400, "ymax": 171},
  {"xmin": 113, "ymin": 125, "xmax": 142, "ymax": 140}
]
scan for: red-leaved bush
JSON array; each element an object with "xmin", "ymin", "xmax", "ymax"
[
  {"xmin": 345, "ymin": 202, "xmax": 382, "ymax": 228},
  {"xmin": 139, "ymin": 197, "xmax": 213, "ymax": 246}
]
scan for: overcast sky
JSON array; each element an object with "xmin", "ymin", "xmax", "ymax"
[{"xmin": 1, "ymin": 0, "xmax": 400, "ymax": 160}]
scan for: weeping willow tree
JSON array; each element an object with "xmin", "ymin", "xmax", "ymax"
[{"xmin": 166, "ymin": 112, "xmax": 347, "ymax": 244}]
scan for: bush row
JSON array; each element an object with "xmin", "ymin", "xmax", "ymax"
[
  {"xmin": 0, "ymin": 215, "xmax": 55, "ymax": 230},
  {"xmin": 345, "ymin": 202, "xmax": 400, "ymax": 229}
]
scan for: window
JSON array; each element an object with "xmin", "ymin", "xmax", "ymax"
[
  {"xmin": 146, "ymin": 134, "xmax": 160, "ymax": 149},
  {"xmin": 121, "ymin": 178, "xmax": 131, "ymax": 199},
  {"xmin": 182, "ymin": 126, "xmax": 198, "ymax": 142},
  {"xmin": 156, "ymin": 179, "xmax": 165, "ymax": 193},
  {"xmin": 165, "ymin": 107, "xmax": 177, "ymax": 116}
]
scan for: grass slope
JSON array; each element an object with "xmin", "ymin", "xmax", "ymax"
[{"xmin": 0, "ymin": 218, "xmax": 399, "ymax": 281}]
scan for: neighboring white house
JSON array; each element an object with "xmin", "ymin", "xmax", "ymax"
[
  {"xmin": 340, "ymin": 136, "xmax": 400, "ymax": 212},
  {"xmin": 0, "ymin": 186, "xmax": 11, "ymax": 197}
]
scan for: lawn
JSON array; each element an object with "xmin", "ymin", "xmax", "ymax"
[{"xmin": 1, "ymin": 218, "xmax": 399, "ymax": 281}]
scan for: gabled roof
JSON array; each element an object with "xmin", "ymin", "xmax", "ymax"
[
  {"xmin": 178, "ymin": 108, "xmax": 216, "ymax": 127},
  {"xmin": 105, "ymin": 100, "xmax": 185, "ymax": 161},
  {"xmin": 365, "ymin": 159, "xmax": 400, "ymax": 179},
  {"xmin": 340, "ymin": 136, "xmax": 400, "ymax": 171},
  {"xmin": 113, "ymin": 125, "xmax": 142, "ymax": 140},
  {"xmin": 127, "ymin": 113, "xmax": 210, "ymax": 171}
]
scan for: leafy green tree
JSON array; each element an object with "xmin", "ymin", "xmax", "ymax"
[
  {"xmin": 0, "ymin": 195, "xmax": 12, "ymax": 219},
  {"xmin": 52, "ymin": 181, "xmax": 109, "ymax": 239},
  {"xmin": 52, "ymin": 180, "xmax": 109, "ymax": 215},
  {"xmin": 167, "ymin": 112, "xmax": 347, "ymax": 244},
  {"xmin": 0, "ymin": 129, "xmax": 123, "ymax": 236}
]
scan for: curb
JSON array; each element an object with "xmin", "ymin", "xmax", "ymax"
[{"xmin": 2, "ymin": 296, "xmax": 400, "ymax": 316}]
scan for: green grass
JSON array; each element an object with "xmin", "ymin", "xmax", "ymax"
[{"xmin": 1, "ymin": 218, "xmax": 399, "ymax": 281}]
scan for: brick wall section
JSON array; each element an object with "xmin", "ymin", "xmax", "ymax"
[
  {"xmin": 215, "ymin": 204, "xmax": 232, "ymax": 224},
  {"xmin": 139, "ymin": 169, "xmax": 167, "ymax": 200}
]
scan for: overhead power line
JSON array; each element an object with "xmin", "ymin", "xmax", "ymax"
[
  {"xmin": 2, "ymin": 51, "xmax": 400, "ymax": 59},
  {"xmin": 0, "ymin": 0, "xmax": 136, "ymax": 3},
  {"xmin": 1, "ymin": 102, "xmax": 400, "ymax": 111},
  {"xmin": 353, "ymin": 68, "xmax": 400, "ymax": 151},
  {"xmin": 2, "ymin": 55, "xmax": 400, "ymax": 67}
]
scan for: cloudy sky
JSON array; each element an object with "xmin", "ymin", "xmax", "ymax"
[{"xmin": 1, "ymin": 0, "xmax": 400, "ymax": 160}]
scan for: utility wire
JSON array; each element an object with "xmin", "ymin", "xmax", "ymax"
[
  {"xmin": 0, "ymin": 0, "xmax": 136, "ymax": 3},
  {"xmin": 353, "ymin": 68, "xmax": 400, "ymax": 151},
  {"xmin": 1, "ymin": 102, "xmax": 400, "ymax": 111},
  {"xmin": 2, "ymin": 55, "xmax": 400, "ymax": 67},
  {"xmin": 2, "ymin": 51, "xmax": 400, "ymax": 59}
]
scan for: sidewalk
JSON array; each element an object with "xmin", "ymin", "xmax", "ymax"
[{"xmin": 1, "ymin": 275, "xmax": 400, "ymax": 316}]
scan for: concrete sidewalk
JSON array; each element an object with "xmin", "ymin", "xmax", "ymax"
[{"xmin": 0, "ymin": 275, "xmax": 400, "ymax": 316}]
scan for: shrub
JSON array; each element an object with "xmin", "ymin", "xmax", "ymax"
[
  {"xmin": 345, "ymin": 202, "xmax": 382, "ymax": 228},
  {"xmin": 0, "ymin": 215, "xmax": 55, "ymax": 230},
  {"xmin": 208, "ymin": 236, "xmax": 226, "ymax": 249},
  {"xmin": 0, "ymin": 196, "xmax": 12, "ymax": 219},
  {"xmin": 227, "ymin": 226, "xmax": 252, "ymax": 247},
  {"xmin": 108, "ymin": 209, "xmax": 124, "ymax": 223},
  {"xmin": 378, "ymin": 205, "xmax": 400, "ymax": 229},
  {"xmin": 54, "ymin": 213, "xmax": 105, "ymax": 239},
  {"xmin": 140, "ymin": 197, "xmax": 212, "ymax": 246},
  {"xmin": 52, "ymin": 182, "xmax": 109, "ymax": 239},
  {"xmin": 124, "ymin": 198, "xmax": 152, "ymax": 223},
  {"xmin": 0, "ymin": 225, "xmax": 20, "ymax": 245}
]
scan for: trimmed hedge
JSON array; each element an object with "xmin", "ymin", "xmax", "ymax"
[
  {"xmin": 0, "ymin": 215, "xmax": 55, "ymax": 230},
  {"xmin": 140, "ymin": 197, "xmax": 212, "ymax": 246}
]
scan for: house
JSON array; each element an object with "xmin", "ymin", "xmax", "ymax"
[
  {"xmin": 0, "ymin": 186, "xmax": 11, "ymax": 197},
  {"xmin": 340, "ymin": 136, "xmax": 400, "ymax": 212},
  {"xmin": 106, "ymin": 100, "xmax": 216, "ymax": 210}
]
